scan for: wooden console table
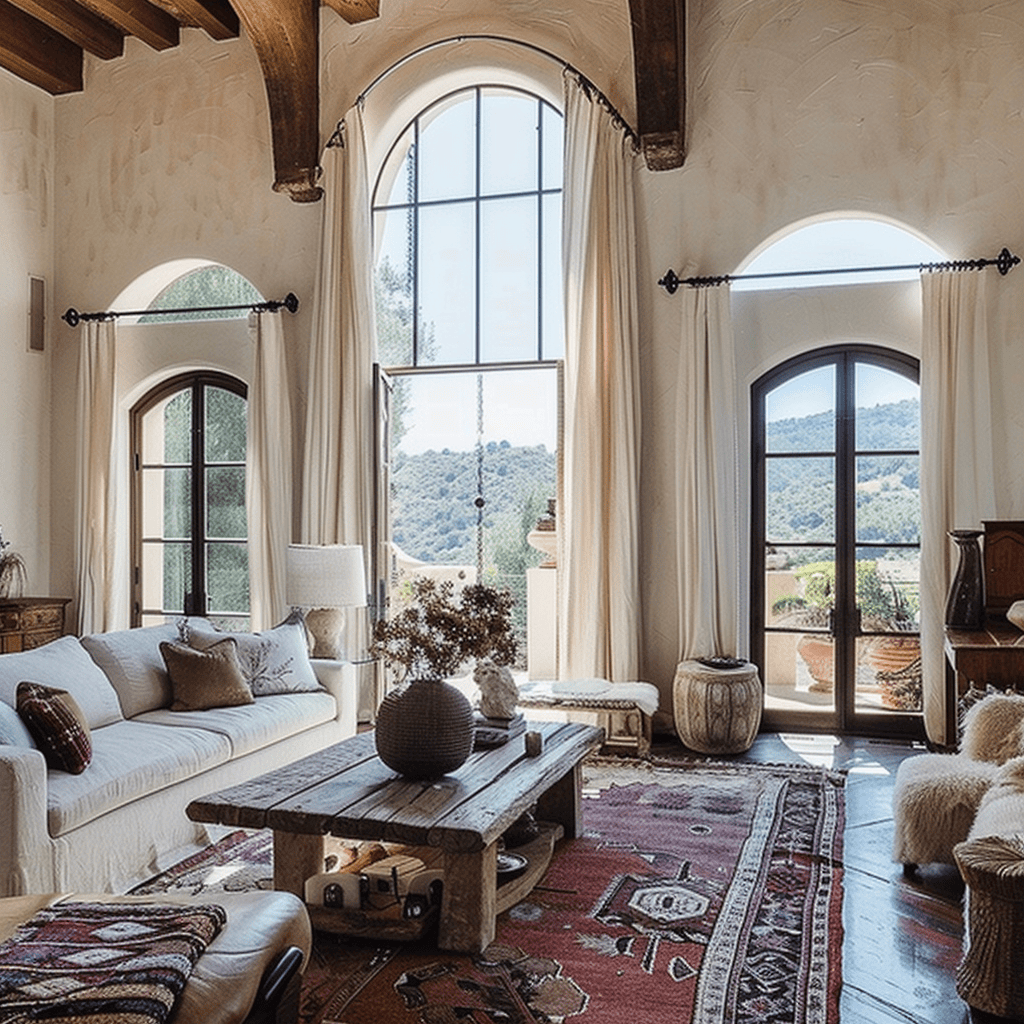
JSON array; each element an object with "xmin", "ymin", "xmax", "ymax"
[
  {"xmin": 0, "ymin": 597, "xmax": 69, "ymax": 653},
  {"xmin": 188, "ymin": 720, "xmax": 603, "ymax": 953}
]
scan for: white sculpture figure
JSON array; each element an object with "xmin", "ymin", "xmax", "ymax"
[{"xmin": 474, "ymin": 659, "xmax": 519, "ymax": 720}]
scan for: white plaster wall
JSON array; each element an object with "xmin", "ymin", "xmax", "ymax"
[
  {"xmin": 0, "ymin": 66, "xmax": 53, "ymax": 594},
  {"xmin": 13, "ymin": 0, "xmax": 1024, "ymax": 713}
]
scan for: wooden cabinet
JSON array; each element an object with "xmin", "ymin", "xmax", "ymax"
[
  {"xmin": 983, "ymin": 521, "xmax": 1024, "ymax": 618},
  {"xmin": 0, "ymin": 598, "xmax": 70, "ymax": 653}
]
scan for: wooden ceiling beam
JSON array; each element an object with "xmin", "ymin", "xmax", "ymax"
[
  {"xmin": 6, "ymin": 0, "xmax": 123, "ymax": 59},
  {"xmin": 628, "ymin": 0, "xmax": 685, "ymax": 171},
  {"xmin": 321, "ymin": 0, "xmax": 378, "ymax": 24},
  {"xmin": 0, "ymin": 0, "xmax": 82, "ymax": 92},
  {"xmin": 76, "ymin": 0, "xmax": 179, "ymax": 50},
  {"xmin": 232, "ymin": 0, "xmax": 322, "ymax": 202},
  {"xmin": 146, "ymin": 0, "xmax": 237, "ymax": 40}
]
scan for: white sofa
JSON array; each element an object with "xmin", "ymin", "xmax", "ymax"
[{"xmin": 0, "ymin": 618, "xmax": 356, "ymax": 897}]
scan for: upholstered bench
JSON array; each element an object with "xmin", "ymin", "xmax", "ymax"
[
  {"xmin": 0, "ymin": 890, "xmax": 311, "ymax": 1024},
  {"xmin": 516, "ymin": 679, "xmax": 659, "ymax": 756}
]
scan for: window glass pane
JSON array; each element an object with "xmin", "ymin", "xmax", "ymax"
[
  {"xmin": 766, "ymin": 456, "xmax": 835, "ymax": 544},
  {"xmin": 142, "ymin": 541, "xmax": 189, "ymax": 614},
  {"xmin": 205, "ymin": 386, "xmax": 246, "ymax": 463},
  {"xmin": 140, "ymin": 265, "xmax": 261, "ymax": 323},
  {"xmin": 542, "ymin": 192, "xmax": 563, "ymax": 359},
  {"xmin": 856, "ymin": 548, "xmax": 920, "ymax": 631},
  {"xmin": 207, "ymin": 542, "xmax": 249, "ymax": 614},
  {"xmin": 419, "ymin": 95, "xmax": 476, "ymax": 202},
  {"xmin": 856, "ymin": 634, "xmax": 921, "ymax": 712},
  {"xmin": 159, "ymin": 468, "xmax": 191, "ymax": 538},
  {"xmin": 541, "ymin": 103, "xmax": 563, "ymax": 191},
  {"xmin": 379, "ymin": 126, "xmax": 414, "ymax": 209},
  {"xmin": 418, "ymin": 202, "xmax": 475, "ymax": 363},
  {"xmin": 765, "ymin": 366, "xmax": 835, "ymax": 453},
  {"xmin": 855, "ymin": 364, "xmax": 920, "ymax": 450},
  {"xmin": 206, "ymin": 466, "xmax": 246, "ymax": 539},
  {"xmin": 856, "ymin": 455, "xmax": 920, "ymax": 544},
  {"xmin": 480, "ymin": 196, "xmax": 537, "ymax": 362},
  {"xmin": 763, "ymin": 631, "xmax": 836, "ymax": 712},
  {"xmin": 162, "ymin": 391, "xmax": 191, "ymax": 463},
  {"xmin": 480, "ymin": 91, "xmax": 537, "ymax": 196},
  {"xmin": 375, "ymin": 208, "xmax": 415, "ymax": 366},
  {"xmin": 763, "ymin": 544, "xmax": 833, "ymax": 627}
]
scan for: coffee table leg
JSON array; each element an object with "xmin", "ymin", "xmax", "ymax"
[
  {"xmin": 438, "ymin": 841, "xmax": 498, "ymax": 953},
  {"xmin": 535, "ymin": 763, "xmax": 584, "ymax": 839},
  {"xmin": 273, "ymin": 830, "xmax": 325, "ymax": 897}
]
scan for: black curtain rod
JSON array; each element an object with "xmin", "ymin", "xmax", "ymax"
[
  {"xmin": 658, "ymin": 247, "xmax": 1020, "ymax": 294},
  {"xmin": 61, "ymin": 293, "xmax": 299, "ymax": 327}
]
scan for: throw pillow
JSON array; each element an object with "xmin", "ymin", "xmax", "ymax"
[
  {"xmin": 15, "ymin": 681, "xmax": 92, "ymax": 774},
  {"xmin": 160, "ymin": 639, "xmax": 255, "ymax": 712},
  {"xmin": 961, "ymin": 691, "xmax": 1024, "ymax": 764},
  {"xmin": 184, "ymin": 614, "xmax": 322, "ymax": 696}
]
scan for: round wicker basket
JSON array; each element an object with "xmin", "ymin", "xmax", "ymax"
[{"xmin": 374, "ymin": 677, "xmax": 476, "ymax": 779}]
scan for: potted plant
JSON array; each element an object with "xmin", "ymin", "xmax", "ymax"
[{"xmin": 370, "ymin": 577, "xmax": 517, "ymax": 778}]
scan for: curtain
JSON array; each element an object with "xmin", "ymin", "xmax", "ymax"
[
  {"xmin": 301, "ymin": 103, "xmax": 376, "ymax": 557},
  {"xmin": 920, "ymin": 270, "xmax": 996, "ymax": 746},
  {"xmin": 675, "ymin": 284, "xmax": 740, "ymax": 660},
  {"xmin": 557, "ymin": 72, "xmax": 641, "ymax": 682},
  {"xmin": 75, "ymin": 319, "xmax": 117, "ymax": 635},
  {"xmin": 247, "ymin": 310, "xmax": 292, "ymax": 630}
]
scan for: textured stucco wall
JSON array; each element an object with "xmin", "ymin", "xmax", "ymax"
[{"xmin": 10, "ymin": 0, "xmax": 1024, "ymax": 715}]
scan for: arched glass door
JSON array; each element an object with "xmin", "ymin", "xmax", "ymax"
[{"xmin": 751, "ymin": 346, "xmax": 924, "ymax": 737}]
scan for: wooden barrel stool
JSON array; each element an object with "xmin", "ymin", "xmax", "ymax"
[
  {"xmin": 672, "ymin": 659, "xmax": 762, "ymax": 755},
  {"xmin": 953, "ymin": 834, "xmax": 1024, "ymax": 1018}
]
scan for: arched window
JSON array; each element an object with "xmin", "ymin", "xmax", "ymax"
[
  {"xmin": 130, "ymin": 372, "xmax": 249, "ymax": 628},
  {"xmin": 371, "ymin": 85, "xmax": 563, "ymax": 671}
]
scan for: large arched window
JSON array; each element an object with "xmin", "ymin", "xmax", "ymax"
[
  {"xmin": 371, "ymin": 85, "xmax": 563, "ymax": 671},
  {"xmin": 131, "ymin": 372, "xmax": 248, "ymax": 629}
]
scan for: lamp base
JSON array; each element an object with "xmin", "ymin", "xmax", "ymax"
[{"xmin": 303, "ymin": 607, "xmax": 346, "ymax": 659}]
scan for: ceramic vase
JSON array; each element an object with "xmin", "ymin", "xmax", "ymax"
[
  {"xmin": 945, "ymin": 529, "xmax": 985, "ymax": 629},
  {"xmin": 374, "ymin": 676, "xmax": 476, "ymax": 779}
]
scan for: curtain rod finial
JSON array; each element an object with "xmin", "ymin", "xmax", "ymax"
[
  {"xmin": 658, "ymin": 269, "xmax": 680, "ymax": 294},
  {"xmin": 284, "ymin": 292, "xmax": 299, "ymax": 314},
  {"xmin": 62, "ymin": 308, "xmax": 80, "ymax": 328},
  {"xmin": 997, "ymin": 248, "xmax": 1020, "ymax": 275}
]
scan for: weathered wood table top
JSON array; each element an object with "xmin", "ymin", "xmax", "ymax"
[{"xmin": 188, "ymin": 719, "xmax": 603, "ymax": 853}]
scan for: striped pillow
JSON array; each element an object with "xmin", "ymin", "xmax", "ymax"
[{"xmin": 16, "ymin": 681, "xmax": 93, "ymax": 774}]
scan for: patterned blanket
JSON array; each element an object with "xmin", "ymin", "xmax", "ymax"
[{"xmin": 0, "ymin": 901, "xmax": 226, "ymax": 1024}]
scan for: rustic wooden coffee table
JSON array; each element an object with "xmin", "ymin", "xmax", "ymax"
[{"xmin": 187, "ymin": 720, "xmax": 603, "ymax": 953}]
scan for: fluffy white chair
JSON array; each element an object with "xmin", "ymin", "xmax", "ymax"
[{"xmin": 892, "ymin": 692, "xmax": 1024, "ymax": 869}]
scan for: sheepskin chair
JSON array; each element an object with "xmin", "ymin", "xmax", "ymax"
[{"xmin": 892, "ymin": 692, "xmax": 1024, "ymax": 870}]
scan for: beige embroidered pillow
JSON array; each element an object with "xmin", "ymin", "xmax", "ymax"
[{"xmin": 159, "ymin": 639, "xmax": 254, "ymax": 712}]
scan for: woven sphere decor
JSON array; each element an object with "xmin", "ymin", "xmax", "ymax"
[{"xmin": 374, "ymin": 677, "xmax": 476, "ymax": 779}]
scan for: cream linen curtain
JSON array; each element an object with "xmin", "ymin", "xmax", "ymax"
[
  {"xmin": 675, "ymin": 284, "xmax": 740, "ymax": 660},
  {"xmin": 301, "ymin": 104, "xmax": 376, "ymax": 555},
  {"xmin": 247, "ymin": 310, "xmax": 292, "ymax": 630},
  {"xmin": 920, "ymin": 270, "xmax": 996, "ymax": 746},
  {"xmin": 75, "ymin": 319, "xmax": 117, "ymax": 635},
  {"xmin": 557, "ymin": 72, "xmax": 641, "ymax": 682}
]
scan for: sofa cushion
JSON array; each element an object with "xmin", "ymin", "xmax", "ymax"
[
  {"xmin": 0, "ymin": 701, "xmax": 34, "ymax": 748},
  {"xmin": 184, "ymin": 616, "xmax": 321, "ymax": 696},
  {"xmin": 160, "ymin": 640, "xmax": 254, "ymax": 712},
  {"xmin": 45, "ymin": 719, "xmax": 232, "ymax": 836},
  {"xmin": 136, "ymin": 690, "xmax": 338, "ymax": 758},
  {"xmin": 15, "ymin": 682, "xmax": 92, "ymax": 774},
  {"xmin": 81, "ymin": 624, "xmax": 180, "ymax": 719},
  {"xmin": 0, "ymin": 636, "xmax": 122, "ymax": 729}
]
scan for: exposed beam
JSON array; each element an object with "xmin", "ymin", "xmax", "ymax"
[
  {"xmin": 76, "ymin": 0, "xmax": 179, "ymax": 50},
  {"xmin": 321, "ymin": 0, "xmax": 378, "ymax": 24},
  {"xmin": 628, "ymin": 0, "xmax": 685, "ymax": 171},
  {"xmin": 6, "ymin": 0, "xmax": 123, "ymax": 59},
  {"xmin": 147, "ymin": 0, "xmax": 238, "ymax": 39},
  {"xmin": 0, "ymin": 0, "xmax": 82, "ymax": 92},
  {"xmin": 232, "ymin": 0, "xmax": 321, "ymax": 202}
]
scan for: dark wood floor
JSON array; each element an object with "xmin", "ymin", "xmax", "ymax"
[{"xmin": 650, "ymin": 731, "xmax": 1006, "ymax": 1024}]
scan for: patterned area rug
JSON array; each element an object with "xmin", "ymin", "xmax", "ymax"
[{"xmin": 135, "ymin": 758, "xmax": 846, "ymax": 1024}]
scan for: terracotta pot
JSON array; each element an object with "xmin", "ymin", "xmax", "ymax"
[
  {"xmin": 797, "ymin": 634, "xmax": 834, "ymax": 692},
  {"xmin": 865, "ymin": 636, "xmax": 920, "ymax": 676}
]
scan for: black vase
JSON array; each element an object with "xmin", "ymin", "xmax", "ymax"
[{"xmin": 945, "ymin": 529, "xmax": 985, "ymax": 629}]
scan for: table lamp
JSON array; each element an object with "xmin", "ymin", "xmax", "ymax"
[{"xmin": 286, "ymin": 543, "xmax": 366, "ymax": 659}]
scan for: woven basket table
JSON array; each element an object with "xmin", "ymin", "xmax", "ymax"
[
  {"xmin": 953, "ymin": 834, "xmax": 1024, "ymax": 1018},
  {"xmin": 672, "ymin": 659, "xmax": 762, "ymax": 754}
]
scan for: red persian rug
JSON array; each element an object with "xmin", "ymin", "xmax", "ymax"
[{"xmin": 135, "ymin": 759, "xmax": 846, "ymax": 1024}]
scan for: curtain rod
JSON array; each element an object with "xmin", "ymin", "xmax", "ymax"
[
  {"xmin": 658, "ymin": 247, "xmax": 1021, "ymax": 294},
  {"xmin": 326, "ymin": 34, "xmax": 638, "ymax": 149},
  {"xmin": 61, "ymin": 293, "xmax": 299, "ymax": 328}
]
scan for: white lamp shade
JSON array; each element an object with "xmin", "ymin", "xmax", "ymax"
[{"xmin": 286, "ymin": 544, "xmax": 366, "ymax": 609}]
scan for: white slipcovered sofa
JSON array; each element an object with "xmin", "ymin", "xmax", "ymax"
[{"xmin": 0, "ymin": 617, "xmax": 356, "ymax": 897}]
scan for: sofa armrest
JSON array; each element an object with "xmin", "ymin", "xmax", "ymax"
[
  {"xmin": 310, "ymin": 660, "xmax": 357, "ymax": 738},
  {"xmin": 0, "ymin": 746, "xmax": 54, "ymax": 896}
]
